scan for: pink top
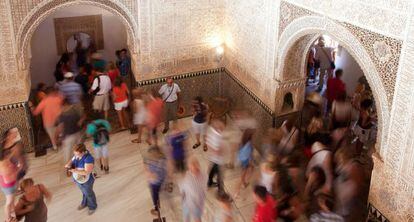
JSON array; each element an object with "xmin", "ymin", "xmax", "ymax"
[
  {"xmin": 108, "ymin": 69, "xmax": 120, "ymax": 84},
  {"xmin": 147, "ymin": 98, "xmax": 164, "ymax": 128},
  {"xmin": 0, "ymin": 160, "xmax": 18, "ymax": 188},
  {"xmin": 33, "ymin": 94, "xmax": 63, "ymax": 127}
]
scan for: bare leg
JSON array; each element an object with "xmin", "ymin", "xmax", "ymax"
[
  {"xmin": 117, "ymin": 110, "xmax": 125, "ymax": 129},
  {"xmin": 122, "ymin": 109, "xmax": 130, "ymax": 128},
  {"xmin": 104, "ymin": 110, "xmax": 109, "ymax": 120},
  {"xmin": 4, "ymin": 194, "xmax": 15, "ymax": 220},
  {"xmin": 195, "ymin": 133, "xmax": 201, "ymax": 144}
]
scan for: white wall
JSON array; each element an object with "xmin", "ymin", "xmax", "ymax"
[
  {"xmin": 335, "ymin": 46, "xmax": 365, "ymax": 96},
  {"xmin": 30, "ymin": 4, "xmax": 128, "ymax": 88}
]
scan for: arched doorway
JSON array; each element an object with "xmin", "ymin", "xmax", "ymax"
[
  {"xmin": 15, "ymin": 0, "xmax": 139, "ymax": 85},
  {"xmin": 275, "ymin": 16, "xmax": 389, "ymax": 156}
]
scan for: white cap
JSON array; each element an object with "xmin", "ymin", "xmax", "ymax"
[{"xmin": 64, "ymin": 72, "xmax": 74, "ymax": 78}]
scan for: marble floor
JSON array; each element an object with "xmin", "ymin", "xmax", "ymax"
[{"xmin": 0, "ymin": 118, "xmax": 258, "ymax": 222}]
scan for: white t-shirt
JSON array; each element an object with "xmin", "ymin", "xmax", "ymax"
[
  {"xmin": 206, "ymin": 127, "xmax": 224, "ymax": 164},
  {"xmin": 159, "ymin": 83, "xmax": 181, "ymax": 102},
  {"xmin": 315, "ymin": 46, "xmax": 334, "ymax": 69},
  {"xmin": 91, "ymin": 74, "xmax": 112, "ymax": 95}
]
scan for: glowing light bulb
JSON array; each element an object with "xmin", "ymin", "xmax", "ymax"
[{"xmin": 216, "ymin": 46, "xmax": 224, "ymax": 55}]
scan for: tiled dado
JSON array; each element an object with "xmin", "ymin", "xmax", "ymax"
[
  {"xmin": 368, "ymin": 203, "xmax": 390, "ymax": 222},
  {"xmin": 136, "ymin": 68, "xmax": 275, "ymax": 150},
  {"xmin": 0, "ymin": 102, "xmax": 34, "ymax": 153}
]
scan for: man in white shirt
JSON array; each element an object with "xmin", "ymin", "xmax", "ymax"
[
  {"xmin": 205, "ymin": 119, "xmax": 225, "ymax": 192},
  {"xmin": 158, "ymin": 77, "xmax": 181, "ymax": 134},
  {"xmin": 90, "ymin": 68, "xmax": 112, "ymax": 119},
  {"xmin": 314, "ymin": 37, "xmax": 336, "ymax": 92}
]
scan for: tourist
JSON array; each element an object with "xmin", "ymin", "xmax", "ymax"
[
  {"xmin": 214, "ymin": 191, "xmax": 233, "ymax": 222},
  {"xmin": 179, "ymin": 157, "xmax": 206, "ymax": 222},
  {"xmin": 106, "ymin": 61, "xmax": 120, "ymax": 85},
  {"xmin": 118, "ymin": 49, "xmax": 131, "ymax": 77},
  {"xmin": 165, "ymin": 123, "xmax": 187, "ymax": 173},
  {"xmin": 90, "ymin": 67, "xmax": 112, "ymax": 120},
  {"xmin": 112, "ymin": 77, "xmax": 129, "ymax": 130},
  {"xmin": 158, "ymin": 77, "xmax": 181, "ymax": 134},
  {"xmin": 306, "ymin": 142, "xmax": 333, "ymax": 194},
  {"xmin": 31, "ymin": 88, "xmax": 63, "ymax": 151},
  {"xmin": 234, "ymin": 130, "xmax": 254, "ymax": 198},
  {"xmin": 314, "ymin": 36, "xmax": 335, "ymax": 92},
  {"xmin": 86, "ymin": 119, "xmax": 111, "ymax": 173},
  {"xmin": 15, "ymin": 178, "xmax": 52, "ymax": 222},
  {"xmin": 206, "ymin": 119, "xmax": 225, "ymax": 191},
  {"xmin": 0, "ymin": 128, "xmax": 27, "ymax": 222},
  {"xmin": 353, "ymin": 99, "xmax": 375, "ymax": 155},
  {"xmin": 91, "ymin": 53, "xmax": 106, "ymax": 71},
  {"xmin": 326, "ymin": 69, "xmax": 346, "ymax": 112},
  {"xmin": 59, "ymin": 72, "xmax": 83, "ymax": 105},
  {"xmin": 65, "ymin": 144, "xmax": 97, "ymax": 215},
  {"xmin": 310, "ymin": 193, "xmax": 344, "ymax": 222},
  {"xmin": 144, "ymin": 145, "xmax": 166, "ymax": 216},
  {"xmin": 146, "ymin": 90, "xmax": 164, "ymax": 146},
  {"xmin": 55, "ymin": 99, "xmax": 84, "ymax": 164},
  {"xmin": 278, "ymin": 117, "xmax": 299, "ymax": 156},
  {"xmin": 252, "ymin": 185, "xmax": 277, "ymax": 222},
  {"xmin": 259, "ymin": 161, "xmax": 276, "ymax": 195},
  {"xmin": 191, "ymin": 96, "xmax": 208, "ymax": 150},
  {"xmin": 131, "ymin": 88, "xmax": 147, "ymax": 144},
  {"xmin": 75, "ymin": 65, "xmax": 91, "ymax": 95}
]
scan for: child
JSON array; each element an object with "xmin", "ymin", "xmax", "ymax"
[
  {"xmin": 86, "ymin": 119, "xmax": 111, "ymax": 173},
  {"xmin": 252, "ymin": 185, "xmax": 277, "ymax": 222},
  {"xmin": 165, "ymin": 123, "xmax": 187, "ymax": 173}
]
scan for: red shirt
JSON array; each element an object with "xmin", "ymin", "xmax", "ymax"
[
  {"xmin": 112, "ymin": 83, "xmax": 128, "ymax": 103},
  {"xmin": 108, "ymin": 69, "xmax": 120, "ymax": 84},
  {"xmin": 253, "ymin": 195, "xmax": 277, "ymax": 222},
  {"xmin": 327, "ymin": 77, "xmax": 345, "ymax": 103}
]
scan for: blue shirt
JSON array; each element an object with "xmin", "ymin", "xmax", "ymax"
[
  {"xmin": 119, "ymin": 58, "xmax": 130, "ymax": 76},
  {"xmin": 166, "ymin": 132, "xmax": 187, "ymax": 160},
  {"xmin": 238, "ymin": 141, "xmax": 253, "ymax": 162},
  {"xmin": 86, "ymin": 119, "xmax": 111, "ymax": 147},
  {"xmin": 59, "ymin": 80, "xmax": 82, "ymax": 104},
  {"xmin": 147, "ymin": 158, "xmax": 166, "ymax": 185},
  {"xmin": 71, "ymin": 152, "xmax": 94, "ymax": 183}
]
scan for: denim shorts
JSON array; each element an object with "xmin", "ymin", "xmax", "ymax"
[{"xmin": 1, "ymin": 183, "xmax": 17, "ymax": 195}]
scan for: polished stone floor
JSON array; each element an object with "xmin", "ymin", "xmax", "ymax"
[{"xmin": 0, "ymin": 118, "xmax": 258, "ymax": 222}]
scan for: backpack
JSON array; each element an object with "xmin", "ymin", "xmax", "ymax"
[{"xmin": 93, "ymin": 123, "xmax": 109, "ymax": 146}]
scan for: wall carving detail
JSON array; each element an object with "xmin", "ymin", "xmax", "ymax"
[{"xmin": 54, "ymin": 15, "xmax": 104, "ymax": 55}]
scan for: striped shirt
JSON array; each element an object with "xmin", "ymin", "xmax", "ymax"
[
  {"xmin": 310, "ymin": 212, "xmax": 345, "ymax": 222},
  {"xmin": 59, "ymin": 80, "xmax": 82, "ymax": 104}
]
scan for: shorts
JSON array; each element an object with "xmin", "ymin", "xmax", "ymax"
[
  {"xmin": 240, "ymin": 159, "xmax": 251, "ymax": 169},
  {"xmin": 114, "ymin": 100, "xmax": 128, "ymax": 111},
  {"xmin": 93, "ymin": 93, "xmax": 110, "ymax": 111},
  {"xmin": 1, "ymin": 183, "xmax": 17, "ymax": 195},
  {"xmin": 192, "ymin": 120, "xmax": 206, "ymax": 135},
  {"xmin": 94, "ymin": 144, "xmax": 109, "ymax": 158},
  {"xmin": 183, "ymin": 204, "xmax": 203, "ymax": 221}
]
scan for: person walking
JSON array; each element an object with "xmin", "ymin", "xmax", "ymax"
[
  {"xmin": 179, "ymin": 157, "xmax": 207, "ymax": 222},
  {"xmin": 314, "ymin": 36, "xmax": 336, "ymax": 92},
  {"xmin": 158, "ymin": 77, "xmax": 181, "ymax": 134},
  {"xmin": 65, "ymin": 144, "xmax": 97, "ymax": 215},
  {"xmin": 165, "ymin": 123, "xmax": 187, "ymax": 173},
  {"xmin": 59, "ymin": 72, "xmax": 83, "ymax": 105},
  {"xmin": 131, "ymin": 89, "xmax": 147, "ymax": 144},
  {"xmin": 191, "ymin": 96, "xmax": 208, "ymax": 150},
  {"xmin": 15, "ymin": 178, "xmax": 52, "ymax": 222},
  {"xmin": 31, "ymin": 88, "xmax": 63, "ymax": 151},
  {"xmin": 90, "ymin": 67, "xmax": 112, "ymax": 120},
  {"xmin": 205, "ymin": 119, "xmax": 225, "ymax": 192},
  {"xmin": 146, "ymin": 90, "xmax": 164, "ymax": 146},
  {"xmin": 112, "ymin": 77, "xmax": 130, "ymax": 130},
  {"xmin": 86, "ymin": 119, "xmax": 111, "ymax": 173}
]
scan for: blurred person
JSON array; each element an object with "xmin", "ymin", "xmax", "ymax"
[
  {"xmin": 55, "ymin": 99, "xmax": 84, "ymax": 164},
  {"xmin": 131, "ymin": 88, "xmax": 147, "ymax": 143},
  {"xmin": 106, "ymin": 61, "xmax": 120, "ymax": 85},
  {"xmin": 261, "ymin": 128, "xmax": 283, "ymax": 158},
  {"xmin": 252, "ymin": 185, "xmax": 277, "ymax": 222},
  {"xmin": 215, "ymin": 191, "xmax": 233, "ymax": 222},
  {"xmin": 91, "ymin": 53, "xmax": 106, "ymax": 71},
  {"xmin": 90, "ymin": 67, "xmax": 111, "ymax": 120},
  {"xmin": 35, "ymin": 83, "xmax": 47, "ymax": 104},
  {"xmin": 353, "ymin": 99, "xmax": 375, "ymax": 155},
  {"xmin": 15, "ymin": 178, "xmax": 52, "ymax": 222},
  {"xmin": 304, "ymin": 111, "xmax": 329, "ymax": 159},
  {"xmin": 304, "ymin": 166, "xmax": 326, "ymax": 210},
  {"xmin": 310, "ymin": 193, "xmax": 344, "ymax": 222},
  {"xmin": 278, "ymin": 117, "xmax": 299, "ymax": 156},
  {"xmin": 59, "ymin": 72, "xmax": 83, "ymax": 105},
  {"xmin": 144, "ymin": 145, "xmax": 167, "ymax": 216},
  {"xmin": 31, "ymin": 88, "xmax": 63, "ymax": 151},
  {"xmin": 146, "ymin": 90, "xmax": 164, "ymax": 146},
  {"xmin": 334, "ymin": 146, "xmax": 367, "ymax": 222},
  {"xmin": 259, "ymin": 161, "xmax": 276, "ymax": 195},
  {"xmin": 86, "ymin": 119, "xmax": 111, "ymax": 173},
  {"xmin": 280, "ymin": 153, "xmax": 306, "ymax": 198},
  {"xmin": 191, "ymin": 96, "xmax": 208, "ymax": 150},
  {"xmin": 75, "ymin": 65, "xmax": 91, "ymax": 95},
  {"xmin": 314, "ymin": 36, "xmax": 336, "ymax": 92},
  {"xmin": 54, "ymin": 63, "xmax": 64, "ymax": 86},
  {"xmin": 302, "ymin": 92, "xmax": 323, "ymax": 130},
  {"xmin": 179, "ymin": 157, "xmax": 206, "ymax": 222},
  {"xmin": 234, "ymin": 129, "xmax": 254, "ymax": 198},
  {"xmin": 206, "ymin": 119, "xmax": 225, "ymax": 191},
  {"xmin": 330, "ymin": 92, "xmax": 352, "ymax": 131},
  {"xmin": 165, "ymin": 123, "xmax": 187, "ymax": 173},
  {"xmin": 159, "ymin": 77, "xmax": 181, "ymax": 134},
  {"xmin": 0, "ymin": 128, "xmax": 27, "ymax": 221},
  {"xmin": 306, "ymin": 142, "xmax": 333, "ymax": 194},
  {"xmin": 307, "ymin": 47, "xmax": 316, "ymax": 82},
  {"xmin": 112, "ymin": 77, "xmax": 130, "ymax": 130},
  {"xmin": 118, "ymin": 49, "xmax": 131, "ymax": 77},
  {"xmin": 326, "ymin": 69, "xmax": 346, "ymax": 112},
  {"xmin": 65, "ymin": 144, "xmax": 97, "ymax": 215}
]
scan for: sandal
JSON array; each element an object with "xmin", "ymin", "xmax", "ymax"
[
  {"xmin": 131, "ymin": 138, "xmax": 141, "ymax": 143},
  {"xmin": 192, "ymin": 143, "xmax": 201, "ymax": 149},
  {"xmin": 203, "ymin": 145, "xmax": 208, "ymax": 152}
]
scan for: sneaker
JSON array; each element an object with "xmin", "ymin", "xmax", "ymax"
[
  {"xmin": 88, "ymin": 209, "xmax": 96, "ymax": 215},
  {"xmin": 77, "ymin": 205, "xmax": 87, "ymax": 211},
  {"xmin": 162, "ymin": 128, "xmax": 169, "ymax": 134}
]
